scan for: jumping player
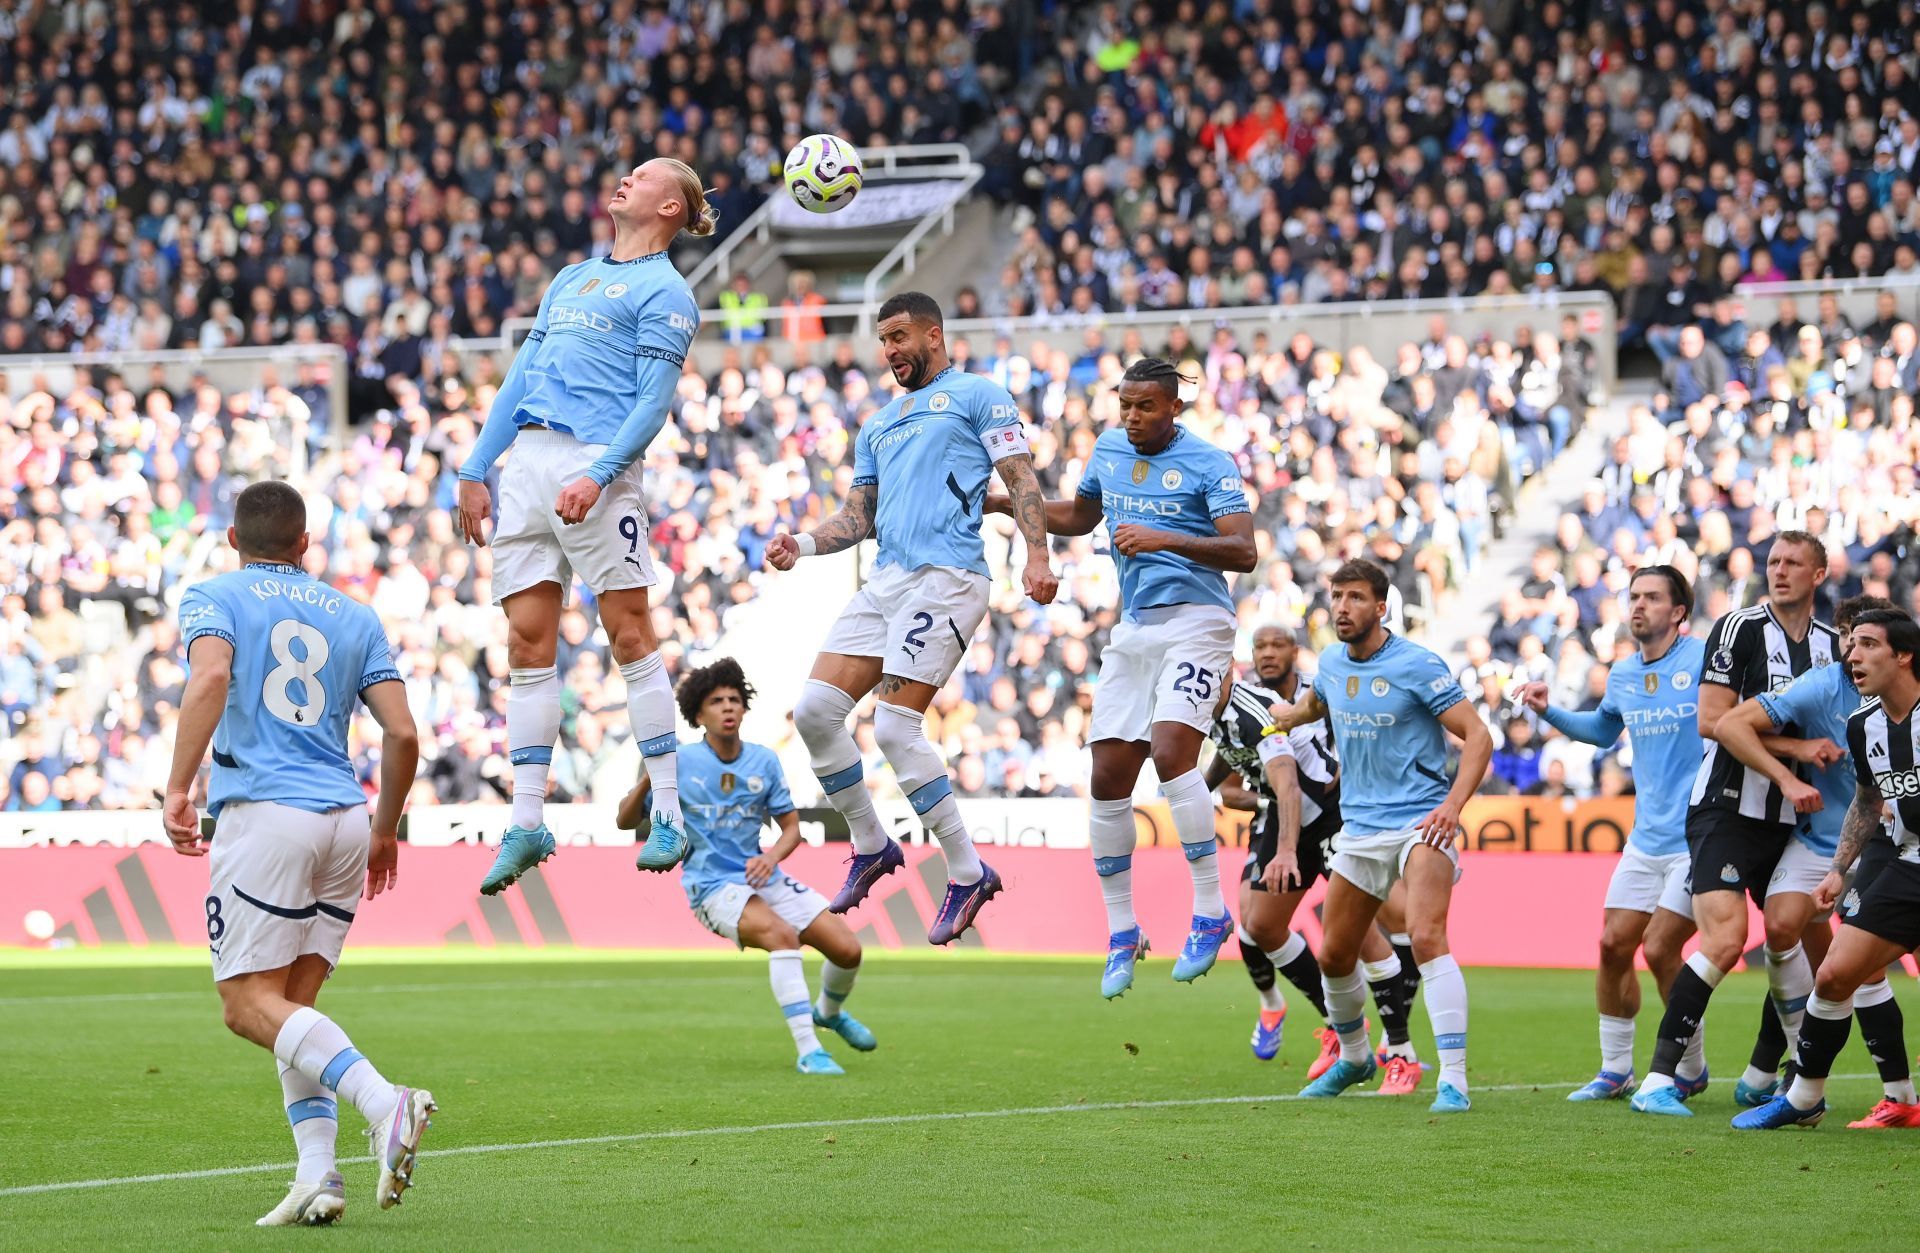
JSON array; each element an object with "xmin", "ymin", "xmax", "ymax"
[
  {"xmin": 1632, "ymin": 531, "xmax": 1838, "ymax": 1117},
  {"xmin": 1516, "ymin": 565, "xmax": 1708, "ymax": 1101},
  {"xmin": 1735, "ymin": 609, "xmax": 1920, "ymax": 1129},
  {"xmin": 163, "ymin": 481, "xmax": 433, "ymax": 1226},
  {"xmin": 456, "ymin": 157, "xmax": 714, "ymax": 894},
  {"xmin": 618, "ymin": 659, "xmax": 875, "ymax": 1075},
  {"xmin": 1710, "ymin": 598, "xmax": 1918, "ymax": 1125},
  {"xmin": 1207, "ymin": 623, "xmax": 1423, "ymax": 1095},
  {"xmin": 767, "ymin": 291, "xmax": 1056, "ymax": 944},
  {"xmin": 1267, "ymin": 559, "xmax": 1493, "ymax": 1113},
  {"xmin": 988, "ymin": 356, "xmax": 1255, "ymax": 994}
]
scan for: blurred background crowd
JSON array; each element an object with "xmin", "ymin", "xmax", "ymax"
[{"xmin": 0, "ymin": 0, "xmax": 1918, "ymax": 815}]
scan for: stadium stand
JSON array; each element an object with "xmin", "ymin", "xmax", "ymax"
[{"xmin": 0, "ymin": 0, "xmax": 1916, "ymax": 815}]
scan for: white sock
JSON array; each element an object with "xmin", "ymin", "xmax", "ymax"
[
  {"xmin": 1160, "ymin": 767, "xmax": 1222, "ymax": 916},
  {"xmin": 875, "ymin": 701, "xmax": 980, "ymax": 884},
  {"xmin": 1766, "ymin": 941, "xmax": 1813, "ymax": 1057},
  {"xmin": 1740, "ymin": 1063, "xmax": 1779, "ymax": 1088},
  {"xmin": 1678, "ymin": 1025, "xmax": 1708, "ymax": 1082},
  {"xmin": 1390, "ymin": 931, "xmax": 1413, "ymax": 949},
  {"xmin": 1361, "ymin": 953, "xmax": 1401, "ymax": 984},
  {"xmin": 1788, "ymin": 994, "xmax": 1855, "ymax": 1110},
  {"xmin": 1090, "ymin": 797, "xmax": 1137, "ymax": 932},
  {"xmin": 1599, "ymin": 1013, "xmax": 1636, "ymax": 1076},
  {"xmin": 1420, "ymin": 954, "xmax": 1469, "ymax": 1092},
  {"xmin": 274, "ymin": 1006, "xmax": 398, "ymax": 1128},
  {"xmin": 770, "ymin": 949, "xmax": 822, "ymax": 1055},
  {"xmin": 1323, "ymin": 967, "xmax": 1371, "ymax": 1063},
  {"xmin": 506, "ymin": 665, "xmax": 561, "ymax": 830},
  {"xmin": 279, "ymin": 1060, "xmax": 338, "ymax": 1184},
  {"xmin": 816, "ymin": 959, "xmax": 858, "ymax": 1020},
  {"xmin": 1263, "ymin": 938, "xmax": 1306, "ymax": 1014},
  {"xmin": 620, "ymin": 654, "xmax": 680, "ymax": 825},
  {"xmin": 795, "ymin": 680, "xmax": 889, "ymax": 856}
]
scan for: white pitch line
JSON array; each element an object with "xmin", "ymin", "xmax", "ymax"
[
  {"xmin": 0, "ymin": 1074, "xmax": 1883, "ymax": 1198},
  {"xmin": 0, "ymin": 978, "xmax": 678, "ymax": 1007}
]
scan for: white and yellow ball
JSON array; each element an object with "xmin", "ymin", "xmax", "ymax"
[{"xmin": 783, "ymin": 134, "xmax": 864, "ymax": 213}]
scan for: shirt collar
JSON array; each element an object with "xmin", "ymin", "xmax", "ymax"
[{"xmin": 245, "ymin": 561, "xmax": 303, "ymax": 575}]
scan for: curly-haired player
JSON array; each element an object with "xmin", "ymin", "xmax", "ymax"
[{"xmin": 618, "ymin": 658, "xmax": 876, "ymax": 1076}]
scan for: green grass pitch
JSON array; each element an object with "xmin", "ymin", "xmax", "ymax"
[{"xmin": 5, "ymin": 950, "xmax": 1920, "ymax": 1249}]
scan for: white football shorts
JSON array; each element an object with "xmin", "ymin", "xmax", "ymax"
[
  {"xmin": 207, "ymin": 801, "xmax": 370, "ymax": 981},
  {"xmin": 692, "ymin": 876, "xmax": 833, "ymax": 946},
  {"xmin": 819, "ymin": 562, "xmax": 990, "ymax": 688},
  {"xmin": 1768, "ymin": 836, "xmax": 1834, "ymax": 906},
  {"xmin": 491, "ymin": 428, "xmax": 659, "ymax": 602},
  {"xmin": 1328, "ymin": 824, "xmax": 1463, "ymax": 902},
  {"xmin": 1603, "ymin": 844, "xmax": 1696, "ymax": 920},
  {"xmin": 1089, "ymin": 603, "xmax": 1237, "ymax": 742}
]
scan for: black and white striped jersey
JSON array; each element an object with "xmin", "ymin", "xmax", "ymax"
[
  {"xmin": 1211, "ymin": 674, "xmax": 1340, "ymax": 831},
  {"xmin": 1848, "ymin": 697, "xmax": 1920, "ymax": 865},
  {"xmin": 1690, "ymin": 604, "xmax": 1842, "ymax": 827}
]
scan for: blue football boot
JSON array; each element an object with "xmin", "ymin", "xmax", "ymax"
[
  {"xmin": 1731, "ymin": 1094, "xmax": 1825, "ymax": 1130},
  {"xmin": 1171, "ymin": 911, "xmax": 1234, "ymax": 982},
  {"xmin": 1101, "ymin": 927, "xmax": 1149, "ymax": 999},
  {"xmin": 479, "ymin": 824, "xmax": 556, "ymax": 895},
  {"xmin": 1567, "ymin": 1070, "xmax": 1635, "ymax": 1102}
]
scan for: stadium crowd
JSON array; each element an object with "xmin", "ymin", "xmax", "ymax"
[{"xmin": 0, "ymin": 0, "xmax": 1918, "ymax": 817}]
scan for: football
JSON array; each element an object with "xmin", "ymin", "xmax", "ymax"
[{"xmin": 783, "ymin": 133, "xmax": 863, "ymax": 213}]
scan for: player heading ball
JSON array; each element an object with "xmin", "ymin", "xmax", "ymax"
[{"xmin": 455, "ymin": 158, "xmax": 715, "ymax": 895}]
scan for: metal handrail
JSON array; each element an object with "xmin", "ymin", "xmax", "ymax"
[
  {"xmin": 0, "ymin": 343, "xmax": 351, "ymax": 462},
  {"xmin": 682, "ymin": 143, "xmax": 981, "ymax": 294},
  {"xmin": 857, "ymin": 165, "xmax": 985, "ymax": 335}
]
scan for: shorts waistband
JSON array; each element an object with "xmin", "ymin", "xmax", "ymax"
[{"xmin": 1132, "ymin": 603, "xmax": 1234, "ymax": 628}]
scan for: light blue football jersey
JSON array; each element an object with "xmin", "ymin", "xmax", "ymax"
[
  {"xmin": 1311, "ymin": 633, "xmax": 1469, "ymax": 838},
  {"xmin": 1566, "ymin": 635, "xmax": 1707, "ymax": 858},
  {"xmin": 509, "ymin": 253, "xmax": 700, "ymax": 443},
  {"xmin": 676, "ymin": 739, "xmax": 798, "ymax": 905},
  {"xmin": 1076, "ymin": 425, "xmax": 1248, "ymax": 621},
  {"xmin": 851, "ymin": 366, "xmax": 1025, "ymax": 578},
  {"xmin": 1758, "ymin": 658, "xmax": 1861, "ymax": 857},
  {"xmin": 177, "ymin": 562, "xmax": 401, "ymax": 818}
]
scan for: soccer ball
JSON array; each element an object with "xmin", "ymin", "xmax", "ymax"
[{"xmin": 783, "ymin": 134, "xmax": 863, "ymax": 213}]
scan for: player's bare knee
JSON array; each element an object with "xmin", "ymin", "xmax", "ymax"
[
  {"xmin": 1762, "ymin": 913, "xmax": 1803, "ymax": 953},
  {"xmin": 1642, "ymin": 933, "xmax": 1682, "ymax": 976},
  {"xmin": 1813, "ymin": 964, "xmax": 1857, "ymax": 1003},
  {"xmin": 1149, "ymin": 746, "xmax": 1196, "ymax": 783},
  {"xmin": 1598, "ymin": 932, "xmax": 1639, "ymax": 970},
  {"xmin": 763, "ymin": 921, "xmax": 801, "ymax": 951},
  {"xmin": 1409, "ymin": 928, "xmax": 1449, "ymax": 967}
]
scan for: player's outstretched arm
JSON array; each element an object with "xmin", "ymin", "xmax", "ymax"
[
  {"xmin": 1111, "ymin": 511, "xmax": 1256, "ymax": 572},
  {"xmin": 616, "ymin": 770, "xmax": 652, "ymax": 832},
  {"xmin": 551, "ymin": 353, "xmax": 683, "ymax": 525},
  {"xmin": 360, "ymin": 679, "xmax": 419, "ymax": 898},
  {"xmin": 983, "ymin": 489, "xmax": 1102, "ymax": 536},
  {"xmin": 1204, "ymin": 753, "xmax": 1254, "ymax": 810},
  {"xmin": 162, "ymin": 635, "xmax": 235, "ymax": 856},
  {"xmin": 1415, "ymin": 701, "xmax": 1494, "ymax": 848},
  {"xmin": 1265, "ymin": 688, "xmax": 1326, "ymax": 735},
  {"xmin": 990, "ymin": 452, "xmax": 1060, "ymax": 604},
  {"xmin": 457, "ymin": 348, "xmax": 539, "ymax": 543},
  {"xmin": 746, "ymin": 810, "xmax": 805, "ymax": 887},
  {"xmin": 768, "ymin": 482, "xmax": 878, "ymax": 568},
  {"xmin": 1261, "ymin": 755, "xmax": 1303, "ymax": 892},
  {"xmin": 1518, "ymin": 683, "xmax": 1626, "ymax": 749},
  {"xmin": 1714, "ymin": 697, "xmax": 1824, "ymax": 814},
  {"xmin": 1817, "ymin": 779, "xmax": 1885, "ymax": 909}
]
